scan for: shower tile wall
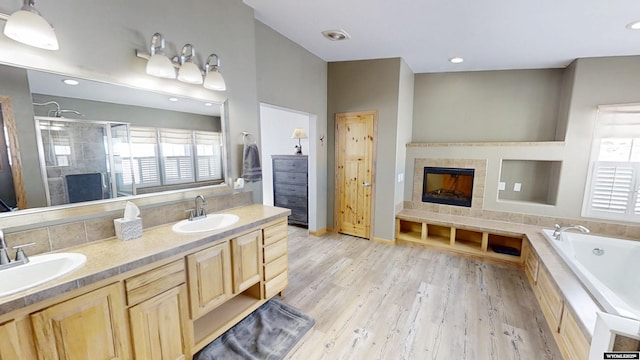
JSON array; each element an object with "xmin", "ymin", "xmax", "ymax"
[{"xmin": 42, "ymin": 122, "xmax": 108, "ymax": 205}]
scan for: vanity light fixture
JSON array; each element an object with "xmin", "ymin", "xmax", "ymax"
[
  {"xmin": 2, "ymin": 0, "xmax": 59, "ymax": 50},
  {"xmin": 136, "ymin": 33, "xmax": 226, "ymax": 91},
  {"xmin": 145, "ymin": 33, "xmax": 176, "ymax": 79},
  {"xmin": 177, "ymin": 44, "xmax": 203, "ymax": 84},
  {"xmin": 203, "ymin": 54, "xmax": 226, "ymax": 91}
]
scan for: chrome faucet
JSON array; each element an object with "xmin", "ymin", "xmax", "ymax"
[
  {"xmin": 190, "ymin": 195, "xmax": 207, "ymax": 221},
  {"xmin": 552, "ymin": 224, "xmax": 590, "ymax": 240},
  {"xmin": 0, "ymin": 229, "xmax": 35, "ymax": 269}
]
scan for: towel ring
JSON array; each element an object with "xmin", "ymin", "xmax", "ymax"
[{"xmin": 242, "ymin": 131, "xmax": 256, "ymax": 145}]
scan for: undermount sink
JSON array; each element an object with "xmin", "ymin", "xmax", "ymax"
[
  {"xmin": 0, "ymin": 252, "xmax": 87, "ymax": 298},
  {"xmin": 172, "ymin": 213, "xmax": 240, "ymax": 234}
]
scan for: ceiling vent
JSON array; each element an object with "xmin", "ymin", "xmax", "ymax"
[{"xmin": 322, "ymin": 29, "xmax": 350, "ymax": 41}]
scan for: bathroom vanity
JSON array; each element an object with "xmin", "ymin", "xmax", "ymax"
[{"xmin": 0, "ymin": 204, "xmax": 289, "ymax": 360}]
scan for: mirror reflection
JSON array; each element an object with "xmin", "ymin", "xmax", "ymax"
[{"xmin": 0, "ymin": 64, "xmax": 228, "ymax": 212}]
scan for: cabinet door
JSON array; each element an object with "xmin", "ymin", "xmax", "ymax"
[
  {"xmin": 129, "ymin": 284, "xmax": 191, "ymax": 360},
  {"xmin": 559, "ymin": 307, "xmax": 590, "ymax": 360},
  {"xmin": 187, "ymin": 241, "xmax": 232, "ymax": 319},
  {"xmin": 0, "ymin": 320, "xmax": 23, "ymax": 359},
  {"xmin": 31, "ymin": 283, "xmax": 129, "ymax": 360},
  {"xmin": 231, "ymin": 230, "xmax": 262, "ymax": 293}
]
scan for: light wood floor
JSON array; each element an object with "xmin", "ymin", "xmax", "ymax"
[{"xmin": 281, "ymin": 226, "xmax": 563, "ymax": 360}]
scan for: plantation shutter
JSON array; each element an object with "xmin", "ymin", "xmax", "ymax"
[
  {"xmin": 194, "ymin": 131, "xmax": 222, "ymax": 181},
  {"xmin": 588, "ymin": 163, "xmax": 635, "ymax": 214},
  {"xmin": 128, "ymin": 127, "xmax": 160, "ymax": 187},
  {"xmin": 159, "ymin": 129, "xmax": 194, "ymax": 184}
]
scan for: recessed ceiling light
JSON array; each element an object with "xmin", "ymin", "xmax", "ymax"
[
  {"xmin": 322, "ymin": 29, "xmax": 351, "ymax": 41},
  {"xmin": 169, "ymin": 97, "xmax": 179, "ymax": 102},
  {"xmin": 628, "ymin": 21, "xmax": 640, "ymax": 30},
  {"xmin": 449, "ymin": 57, "xmax": 464, "ymax": 64},
  {"xmin": 204, "ymin": 102, "xmax": 213, "ymax": 107},
  {"xmin": 62, "ymin": 79, "xmax": 79, "ymax": 85}
]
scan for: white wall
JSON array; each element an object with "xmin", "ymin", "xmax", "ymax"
[{"xmin": 259, "ymin": 104, "xmax": 318, "ymax": 229}]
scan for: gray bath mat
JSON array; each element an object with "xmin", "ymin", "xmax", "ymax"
[{"xmin": 194, "ymin": 299, "xmax": 315, "ymax": 360}]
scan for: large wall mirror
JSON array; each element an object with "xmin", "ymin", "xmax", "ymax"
[{"xmin": 0, "ymin": 63, "xmax": 231, "ymax": 220}]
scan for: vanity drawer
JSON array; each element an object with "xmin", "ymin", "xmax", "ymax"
[
  {"xmin": 264, "ymin": 271, "xmax": 288, "ymax": 298},
  {"xmin": 263, "ymin": 219, "xmax": 287, "ymax": 246},
  {"xmin": 125, "ymin": 260, "xmax": 186, "ymax": 306},
  {"xmin": 264, "ymin": 238, "xmax": 287, "ymax": 263},
  {"xmin": 264, "ymin": 255, "xmax": 288, "ymax": 281}
]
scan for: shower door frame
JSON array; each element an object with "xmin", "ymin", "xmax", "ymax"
[{"xmin": 34, "ymin": 116, "xmax": 131, "ymax": 206}]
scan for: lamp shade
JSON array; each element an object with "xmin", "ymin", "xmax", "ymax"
[
  {"xmin": 3, "ymin": 8, "xmax": 59, "ymax": 50},
  {"xmin": 203, "ymin": 70, "xmax": 226, "ymax": 91},
  {"xmin": 291, "ymin": 128, "xmax": 308, "ymax": 139},
  {"xmin": 177, "ymin": 62, "xmax": 203, "ymax": 84},
  {"xmin": 146, "ymin": 53, "xmax": 176, "ymax": 79}
]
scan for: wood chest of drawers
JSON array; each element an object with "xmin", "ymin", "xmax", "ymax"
[{"xmin": 272, "ymin": 155, "xmax": 308, "ymax": 227}]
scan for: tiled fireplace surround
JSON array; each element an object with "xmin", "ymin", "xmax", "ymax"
[{"xmin": 405, "ymin": 158, "xmax": 640, "ymax": 239}]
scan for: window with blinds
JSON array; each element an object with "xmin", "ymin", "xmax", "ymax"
[
  {"xmin": 584, "ymin": 108, "xmax": 640, "ymax": 221},
  {"xmin": 121, "ymin": 127, "xmax": 223, "ymax": 189}
]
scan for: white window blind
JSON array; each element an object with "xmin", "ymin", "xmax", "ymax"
[
  {"xmin": 124, "ymin": 127, "xmax": 160, "ymax": 187},
  {"xmin": 195, "ymin": 131, "xmax": 222, "ymax": 181},
  {"xmin": 160, "ymin": 129, "xmax": 194, "ymax": 184}
]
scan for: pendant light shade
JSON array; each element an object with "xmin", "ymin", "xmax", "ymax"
[
  {"xmin": 203, "ymin": 54, "xmax": 226, "ymax": 91},
  {"xmin": 145, "ymin": 33, "xmax": 175, "ymax": 79},
  {"xmin": 3, "ymin": 0, "xmax": 58, "ymax": 50},
  {"xmin": 177, "ymin": 44, "xmax": 203, "ymax": 84}
]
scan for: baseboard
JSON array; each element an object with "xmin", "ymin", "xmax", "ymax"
[
  {"xmin": 372, "ymin": 236, "xmax": 395, "ymax": 245},
  {"xmin": 309, "ymin": 228, "xmax": 328, "ymax": 236}
]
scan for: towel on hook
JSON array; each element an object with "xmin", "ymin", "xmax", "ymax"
[{"xmin": 242, "ymin": 143, "xmax": 262, "ymax": 182}]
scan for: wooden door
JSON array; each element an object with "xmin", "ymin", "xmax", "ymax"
[
  {"xmin": 129, "ymin": 284, "xmax": 190, "ymax": 360},
  {"xmin": 187, "ymin": 241, "xmax": 233, "ymax": 319},
  {"xmin": 335, "ymin": 111, "xmax": 376, "ymax": 239},
  {"xmin": 231, "ymin": 230, "xmax": 262, "ymax": 293},
  {"xmin": 30, "ymin": 283, "xmax": 129, "ymax": 360}
]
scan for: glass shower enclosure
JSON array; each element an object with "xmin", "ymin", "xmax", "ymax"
[{"xmin": 35, "ymin": 117, "xmax": 133, "ymax": 206}]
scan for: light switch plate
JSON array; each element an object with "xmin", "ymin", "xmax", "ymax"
[
  {"xmin": 514, "ymin": 183, "xmax": 522, "ymax": 192},
  {"xmin": 498, "ymin": 182, "xmax": 506, "ymax": 191}
]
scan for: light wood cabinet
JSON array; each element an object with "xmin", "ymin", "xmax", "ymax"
[
  {"xmin": 536, "ymin": 265, "xmax": 564, "ymax": 332},
  {"xmin": 126, "ymin": 260, "xmax": 191, "ymax": 360},
  {"xmin": 0, "ymin": 320, "xmax": 23, "ymax": 359},
  {"xmin": 523, "ymin": 240, "xmax": 539, "ymax": 284},
  {"xmin": 129, "ymin": 284, "xmax": 191, "ymax": 360},
  {"xmin": 187, "ymin": 241, "xmax": 233, "ymax": 319},
  {"xmin": 262, "ymin": 219, "xmax": 288, "ymax": 297},
  {"xmin": 231, "ymin": 230, "xmax": 262, "ymax": 293},
  {"xmin": 30, "ymin": 283, "xmax": 130, "ymax": 360},
  {"xmin": 559, "ymin": 306, "xmax": 590, "ymax": 360}
]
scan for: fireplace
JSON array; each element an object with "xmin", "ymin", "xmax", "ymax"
[{"xmin": 422, "ymin": 167, "xmax": 474, "ymax": 207}]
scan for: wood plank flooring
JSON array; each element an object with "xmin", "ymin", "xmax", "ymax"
[{"xmin": 281, "ymin": 226, "xmax": 562, "ymax": 360}]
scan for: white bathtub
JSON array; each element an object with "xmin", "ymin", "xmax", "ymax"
[{"xmin": 541, "ymin": 229, "xmax": 640, "ymax": 320}]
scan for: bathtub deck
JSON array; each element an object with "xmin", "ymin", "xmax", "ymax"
[{"xmin": 282, "ymin": 227, "xmax": 563, "ymax": 359}]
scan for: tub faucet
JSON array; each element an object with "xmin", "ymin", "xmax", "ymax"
[{"xmin": 552, "ymin": 224, "xmax": 590, "ymax": 240}]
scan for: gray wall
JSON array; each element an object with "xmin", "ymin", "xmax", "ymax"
[
  {"xmin": 254, "ymin": 21, "xmax": 328, "ymax": 232},
  {"xmin": 395, "ymin": 60, "xmax": 415, "ymax": 212},
  {"xmin": 328, "ymin": 58, "xmax": 402, "ymax": 241},
  {"xmin": 413, "ymin": 69, "xmax": 563, "ymax": 142}
]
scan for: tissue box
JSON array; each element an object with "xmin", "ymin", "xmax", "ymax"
[{"xmin": 114, "ymin": 217, "xmax": 143, "ymax": 241}]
